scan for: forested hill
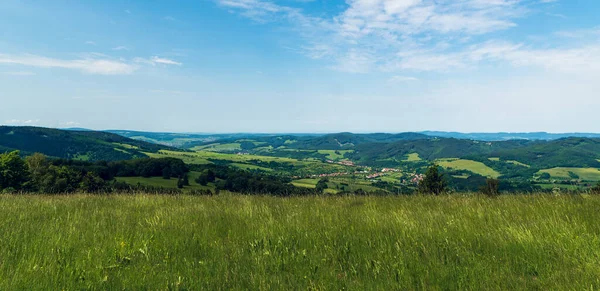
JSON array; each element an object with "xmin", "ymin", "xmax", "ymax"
[
  {"xmin": 185, "ymin": 132, "xmax": 430, "ymax": 150},
  {"xmin": 0, "ymin": 126, "xmax": 174, "ymax": 161},
  {"xmin": 349, "ymin": 137, "xmax": 600, "ymax": 168},
  {"xmin": 420, "ymin": 131, "xmax": 600, "ymax": 141}
]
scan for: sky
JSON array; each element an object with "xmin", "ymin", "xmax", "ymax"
[{"xmin": 0, "ymin": 0, "xmax": 599, "ymax": 133}]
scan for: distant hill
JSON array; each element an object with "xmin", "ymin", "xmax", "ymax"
[
  {"xmin": 348, "ymin": 137, "xmax": 600, "ymax": 169},
  {"xmin": 0, "ymin": 126, "xmax": 174, "ymax": 161},
  {"xmin": 106, "ymin": 130, "xmax": 288, "ymax": 147},
  {"xmin": 420, "ymin": 131, "xmax": 600, "ymax": 141},
  {"xmin": 185, "ymin": 132, "xmax": 430, "ymax": 150}
]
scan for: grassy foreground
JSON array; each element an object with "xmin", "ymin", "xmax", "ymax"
[{"xmin": 2, "ymin": 194, "xmax": 600, "ymax": 290}]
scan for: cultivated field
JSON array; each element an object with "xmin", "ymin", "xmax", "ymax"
[
  {"xmin": 1, "ymin": 194, "xmax": 600, "ymax": 289},
  {"xmin": 437, "ymin": 158, "xmax": 501, "ymax": 178},
  {"xmin": 537, "ymin": 167, "xmax": 600, "ymax": 181}
]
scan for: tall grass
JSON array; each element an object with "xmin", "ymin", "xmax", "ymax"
[{"xmin": 1, "ymin": 193, "xmax": 600, "ymax": 289}]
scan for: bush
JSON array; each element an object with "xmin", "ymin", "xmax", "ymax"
[{"xmin": 480, "ymin": 178, "xmax": 500, "ymax": 197}]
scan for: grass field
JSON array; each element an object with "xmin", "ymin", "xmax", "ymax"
[
  {"xmin": 537, "ymin": 167, "xmax": 600, "ymax": 181},
  {"xmin": 437, "ymin": 159, "xmax": 501, "ymax": 178},
  {"xmin": 404, "ymin": 153, "xmax": 422, "ymax": 161},
  {"xmin": 147, "ymin": 150, "xmax": 349, "ymax": 175},
  {"xmin": 2, "ymin": 194, "xmax": 600, "ymax": 289}
]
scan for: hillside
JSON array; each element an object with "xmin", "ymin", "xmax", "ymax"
[
  {"xmin": 0, "ymin": 126, "xmax": 174, "ymax": 161},
  {"xmin": 421, "ymin": 131, "xmax": 600, "ymax": 141}
]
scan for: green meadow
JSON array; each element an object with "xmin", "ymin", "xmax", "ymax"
[
  {"xmin": 2, "ymin": 194, "xmax": 600, "ymax": 289},
  {"xmin": 404, "ymin": 153, "xmax": 422, "ymax": 162},
  {"xmin": 437, "ymin": 158, "xmax": 501, "ymax": 178},
  {"xmin": 537, "ymin": 167, "xmax": 600, "ymax": 181}
]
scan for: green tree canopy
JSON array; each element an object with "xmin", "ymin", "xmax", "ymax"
[
  {"xmin": 418, "ymin": 164, "xmax": 447, "ymax": 195},
  {"xmin": 0, "ymin": 151, "xmax": 29, "ymax": 190}
]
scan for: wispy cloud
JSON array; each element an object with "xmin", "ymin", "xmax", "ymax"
[
  {"xmin": 134, "ymin": 56, "xmax": 183, "ymax": 66},
  {"xmin": 4, "ymin": 119, "xmax": 40, "ymax": 125},
  {"xmin": 0, "ymin": 53, "xmax": 184, "ymax": 75},
  {"xmin": 0, "ymin": 53, "xmax": 138, "ymax": 75},
  {"xmin": 85, "ymin": 41, "xmax": 97, "ymax": 46},
  {"xmin": 215, "ymin": 0, "xmax": 596, "ymax": 75},
  {"xmin": 60, "ymin": 121, "xmax": 81, "ymax": 127},
  {"xmin": 112, "ymin": 46, "xmax": 130, "ymax": 51}
]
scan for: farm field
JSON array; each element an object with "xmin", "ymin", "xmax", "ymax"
[
  {"xmin": 148, "ymin": 150, "xmax": 349, "ymax": 175},
  {"xmin": 537, "ymin": 167, "xmax": 600, "ymax": 181},
  {"xmin": 2, "ymin": 194, "xmax": 600, "ymax": 289},
  {"xmin": 437, "ymin": 158, "xmax": 501, "ymax": 178}
]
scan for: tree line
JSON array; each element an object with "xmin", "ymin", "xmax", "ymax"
[{"xmin": 0, "ymin": 151, "xmax": 189, "ymax": 193}]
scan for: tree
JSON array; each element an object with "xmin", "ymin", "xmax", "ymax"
[
  {"xmin": 177, "ymin": 176, "xmax": 185, "ymax": 189},
  {"xmin": 0, "ymin": 151, "xmax": 29, "ymax": 190},
  {"xmin": 162, "ymin": 167, "xmax": 171, "ymax": 180},
  {"xmin": 316, "ymin": 178, "xmax": 328, "ymax": 193},
  {"xmin": 182, "ymin": 173, "xmax": 190, "ymax": 186},
  {"xmin": 480, "ymin": 178, "xmax": 500, "ymax": 196},
  {"xmin": 418, "ymin": 164, "xmax": 447, "ymax": 195},
  {"xmin": 206, "ymin": 170, "xmax": 216, "ymax": 182},
  {"xmin": 80, "ymin": 172, "xmax": 106, "ymax": 192},
  {"xmin": 196, "ymin": 174, "xmax": 209, "ymax": 186}
]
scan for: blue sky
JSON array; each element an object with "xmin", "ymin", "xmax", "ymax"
[{"xmin": 1, "ymin": 0, "xmax": 599, "ymax": 133}]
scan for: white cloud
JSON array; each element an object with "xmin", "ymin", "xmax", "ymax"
[
  {"xmin": 4, "ymin": 119, "xmax": 40, "ymax": 125},
  {"xmin": 0, "ymin": 53, "xmax": 138, "ymax": 75},
  {"xmin": 0, "ymin": 53, "xmax": 185, "ymax": 75},
  {"xmin": 60, "ymin": 121, "xmax": 81, "ymax": 127},
  {"xmin": 151, "ymin": 56, "xmax": 182, "ymax": 66},
  {"xmin": 112, "ymin": 46, "xmax": 130, "ymax": 51},
  {"xmin": 85, "ymin": 41, "xmax": 97, "ymax": 46},
  {"xmin": 134, "ymin": 56, "xmax": 183, "ymax": 66},
  {"xmin": 215, "ymin": 0, "xmax": 600, "ymax": 75}
]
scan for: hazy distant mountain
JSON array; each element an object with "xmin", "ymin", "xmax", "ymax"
[{"xmin": 420, "ymin": 131, "xmax": 600, "ymax": 141}]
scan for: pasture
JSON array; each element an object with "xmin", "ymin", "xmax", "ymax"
[
  {"xmin": 1, "ymin": 194, "xmax": 600, "ymax": 289},
  {"xmin": 404, "ymin": 153, "xmax": 422, "ymax": 162},
  {"xmin": 537, "ymin": 167, "xmax": 600, "ymax": 181},
  {"xmin": 437, "ymin": 158, "xmax": 501, "ymax": 178}
]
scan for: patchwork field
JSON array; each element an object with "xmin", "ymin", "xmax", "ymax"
[
  {"xmin": 437, "ymin": 158, "xmax": 501, "ymax": 178},
  {"xmin": 147, "ymin": 150, "xmax": 349, "ymax": 175},
  {"xmin": 2, "ymin": 194, "xmax": 600, "ymax": 289},
  {"xmin": 537, "ymin": 167, "xmax": 600, "ymax": 181}
]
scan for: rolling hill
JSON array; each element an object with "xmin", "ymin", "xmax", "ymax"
[{"xmin": 0, "ymin": 126, "xmax": 175, "ymax": 161}]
